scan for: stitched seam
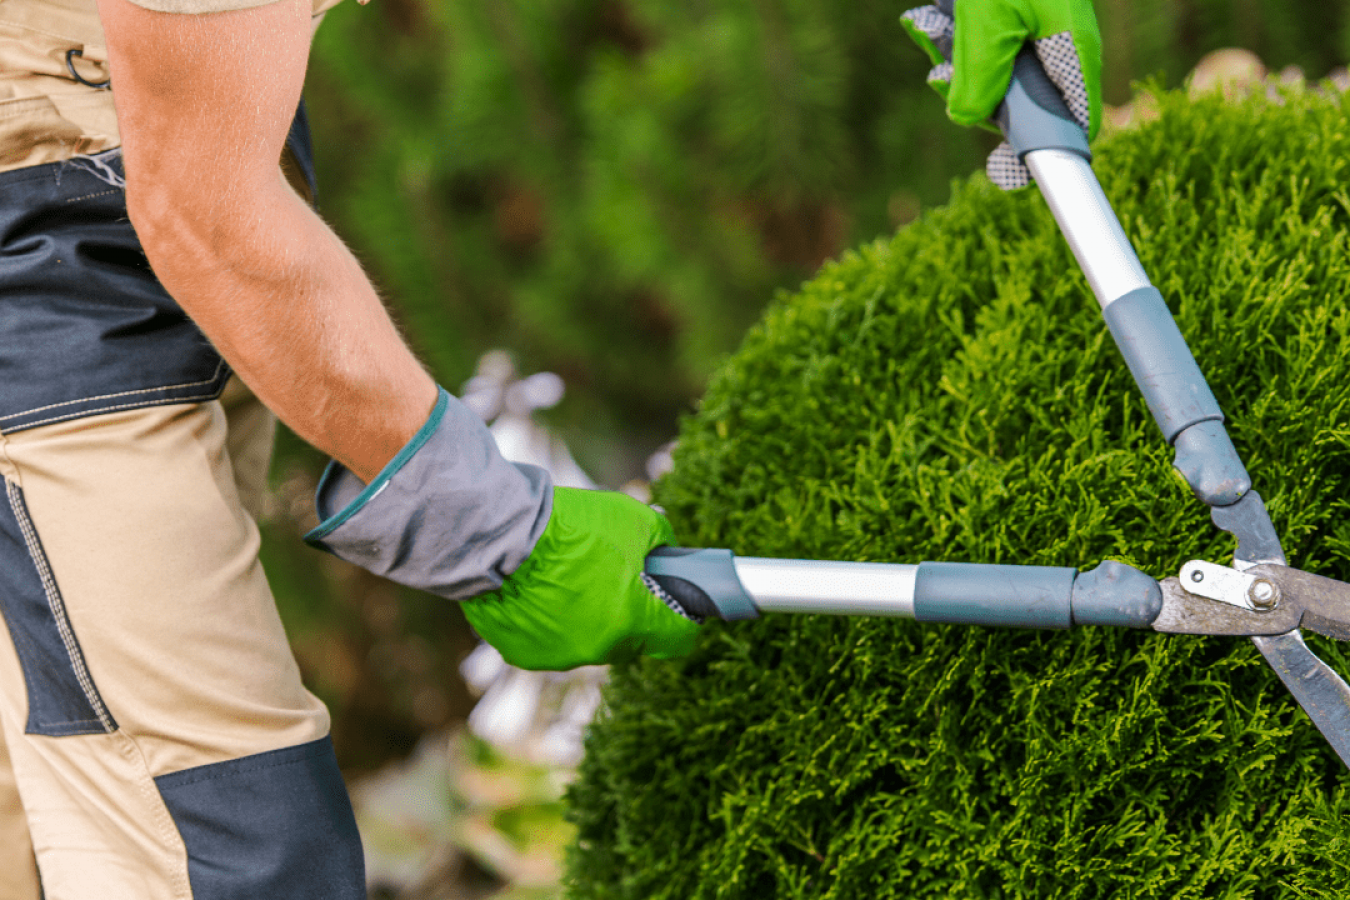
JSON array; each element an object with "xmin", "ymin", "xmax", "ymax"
[
  {"xmin": 13, "ymin": 392, "xmax": 224, "ymax": 431},
  {"xmin": 158, "ymin": 745, "xmax": 328, "ymax": 788},
  {"xmin": 63, "ymin": 189, "xmax": 120, "ymax": 204},
  {"xmin": 0, "ymin": 169, "xmax": 62, "ymax": 188},
  {"xmin": 6, "ymin": 480, "xmax": 114, "ymax": 732},
  {"xmin": 113, "ymin": 733, "xmax": 194, "ymax": 899},
  {"xmin": 0, "ymin": 360, "xmax": 226, "ymax": 422},
  {"xmin": 33, "ymin": 722, "xmax": 105, "ymax": 737},
  {"xmin": 7, "ymin": 481, "xmax": 112, "ymax": 731},
  {"xmin": 0, "ymin": 571, "xmax": 78, "ymax": 736},
  {"xmin": 32, "ymin": 716, "xmax": 102, "ymax": 727}
]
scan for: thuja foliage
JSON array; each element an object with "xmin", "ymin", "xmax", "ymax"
[{"xmin": 564, "ymin": 87, "xmax": 1350, "ymax": 899}]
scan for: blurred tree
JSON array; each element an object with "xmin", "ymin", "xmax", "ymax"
[
  {"xmin": 1097, "ymin": 0, "xmax": 1350, "ymax": 103},
  {"xmin": 302, "ymin": 0, "xmax": 992, "ymax": 483}
]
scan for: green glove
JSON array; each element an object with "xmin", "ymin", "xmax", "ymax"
[
  {"xmin": 901, "ymin": 0, "xmax": 1102, "ymax": 188},
  {"xmin": 462, "ymin": 487, "xmax": 700, "ymax": 671}
]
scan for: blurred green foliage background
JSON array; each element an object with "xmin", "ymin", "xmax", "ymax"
[{"xmin": 263, "ymin": 0, "xmax": 1350, "ymax": 775}]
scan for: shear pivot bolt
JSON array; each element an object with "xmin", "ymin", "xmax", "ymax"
[{"xmin": 1248, "ymin": 579, "xmax": 1279, "ymax": 610}]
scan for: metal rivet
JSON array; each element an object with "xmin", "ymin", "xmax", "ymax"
[
  {"xmin": 1190, "ymin": 569, "xmax": 1205, "ymax": 583},
  {"xmin": 1248, "ymin": 579, "xmax": 1279, "ymax": 610}
]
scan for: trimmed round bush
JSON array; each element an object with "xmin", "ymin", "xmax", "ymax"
[{"xmin": 565, "ymin": 85, "xmax": 1350, "ymax": 899}]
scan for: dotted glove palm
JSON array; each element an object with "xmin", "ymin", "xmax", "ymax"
[
  {"xmin": 463, "ymin": 487, "xmax": 699, "ymax": 671},
  {"xmin": 901, "ymin": 0, "xmax": 1102, "ymax": 189}
]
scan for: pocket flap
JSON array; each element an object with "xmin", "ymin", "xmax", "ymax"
[{"xmin": 0, "ymin": 95, "xmax": 98, "ymax": 169}]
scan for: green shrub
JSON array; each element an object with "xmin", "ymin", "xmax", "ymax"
[{"xmin": 563, "ymin": 86, "xmax": 1350, "ymax": 899}]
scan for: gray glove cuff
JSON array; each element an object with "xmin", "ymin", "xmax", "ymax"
[{"xmin": 304, "ymin": 388, "xmax": 553, "ymax": 599}]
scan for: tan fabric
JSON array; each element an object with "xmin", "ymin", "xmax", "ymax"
[
  {"xmin": 219, "ymin": 375, "xmax": 279, "ymax": 521},
  {"xmin": 0, "ymin": 0, "xmax": 120, "ymax": 172},
  {"xmin": 0, "ymin": 389, "xmax": 330, "ymax": 898},
  {"xmin": 127, "ymin": 0, "xmax": 277, "ymax": 13},
  {"xmin": 0, "ymin": 0, "xmax": 346, "ymax": 175},
  {"xmin": 0, "ymin": 718, "xmax": 192, "ymax": 900},
  {"xmin": 0, "ymin": 719, "xmax": 39, "ymax": 900},
  {"xmin": 122, "ymin": 0, "xmax": 345, "ymax": 17}
]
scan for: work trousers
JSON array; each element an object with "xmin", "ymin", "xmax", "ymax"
[
  {"xmin": 0, "ymin": 383, "xmax": 365, "ymax": 899},
  {"xmin": 0, "ymin": 106, "xmax": 367, "ymax": 898}
]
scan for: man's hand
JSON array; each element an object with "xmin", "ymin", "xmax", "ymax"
[
  {"xmin": 96, "ymin": 0, "xmax": 437, "ymax": 482},
  {"xmin": 304, "ymin": 389, "xmax": 699, "ymax": 671},
  {"xmin": 901, "ymin": 0, "xmax": 1102, "ymax": 189},
  {"xmin": 463, "ymin": 488, "xmax": 700, "ymax": 671}
]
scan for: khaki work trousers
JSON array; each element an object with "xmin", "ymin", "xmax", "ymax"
[{"xmin": 0, "ymin": 379, "xmax": 360, "ymax": 899}]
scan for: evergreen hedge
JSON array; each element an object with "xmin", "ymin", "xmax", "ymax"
[{"xmin": 564, "ymin": 86, "xmax": 1350, "ymax": 899}]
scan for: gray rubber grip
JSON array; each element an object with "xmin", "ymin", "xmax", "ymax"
[
  {"xmin": 645, "ymin": 547, "xmax": 760, "ymax": 621},
  {"xmin": 993, "ymin": 47, "xmax": 1091, "ymax": 160},
  {"xmin": 913, "ymin": 562, "xmax": 1077, "ymax": 629},
  {"xmin": 1171, "ymin": 420, "xmax": 1252, "ymax": 507},
  {"xmin": 1101, "ymin": 286, "xmax": 1224, "ymax": 442},
  {"xmin": 1069, "ymin": 561, "xmax": 1162, "ymax": 628}
]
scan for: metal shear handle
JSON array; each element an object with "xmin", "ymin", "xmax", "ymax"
[{"xmin": 647, "ymin": 549, "xmax": 1160, "ymax": 631}]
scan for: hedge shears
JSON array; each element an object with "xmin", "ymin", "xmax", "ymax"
[{"xmin": 643, "ymin": 8, "xmax": 1350, "ymax": 769}]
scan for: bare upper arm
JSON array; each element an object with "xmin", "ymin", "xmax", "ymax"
[{"xmin": 95, "ymin": 0, "xmax": 314, "ymax": 233}]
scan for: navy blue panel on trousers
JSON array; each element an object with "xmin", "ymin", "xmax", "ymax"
[
  {"xmin": 0, "ymin": 153, "xmax": 231, "ymax": 432},
  {"xmin": 155, "ymin": 737, "xmax": 365, "ymax": 900},
  {"xmin": 0, "ymin": 479, "xmax": 116, "ymax": 737},
  {"xmin": 0, "ymin": 102, "xmax": 318, "ymax": 434}
]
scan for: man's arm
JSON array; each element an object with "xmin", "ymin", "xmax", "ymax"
[
  {"xmin": 95, "ymin": 0, "xmax": 437, "ymax": 484},
  {"xmin": 97, "ymin": 0, "xmax": 702, "ymax": 671}
]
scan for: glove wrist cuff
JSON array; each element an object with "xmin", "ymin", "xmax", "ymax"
[{"xmin": 305, "ymin": 387, "xmax": 553, "ymax": 599}]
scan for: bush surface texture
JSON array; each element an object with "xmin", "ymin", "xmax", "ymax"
[{"xmin": 564, "ymin": 88, "xmax": 1350, "ymax": 899}]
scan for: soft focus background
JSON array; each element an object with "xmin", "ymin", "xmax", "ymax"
[{"xmin": 253, "ymin": 1, "xmax": 1350, "ymax": 896}]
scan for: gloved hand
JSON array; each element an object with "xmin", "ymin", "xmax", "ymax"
[
  {"xmin": 305, "ymin": 387, "xmax": 699, "ymax": 672},
  {"xmin": 900, "ymin": 0, "xmax": 1102, "ymax": 189},
  {"xmin": 463, "ymin": 487, "xmax": 699, "ymax": 671}
]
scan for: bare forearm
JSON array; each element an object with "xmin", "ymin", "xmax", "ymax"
[
  {"xmin": 96, "ymin": 0, "xmax": 436, "ymax": 483},
  {"xmin": 141, "ymin": 178, "xmax": 438, "ymax": 484}
]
